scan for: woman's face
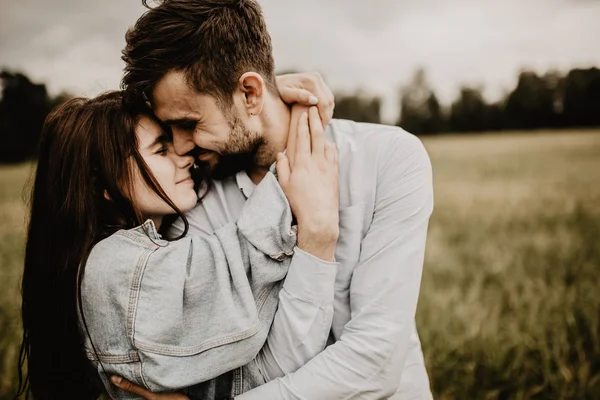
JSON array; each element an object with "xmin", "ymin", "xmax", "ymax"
[{"xmin": 130, "ymin": 116, "xmax": 198, "ymax": 222}]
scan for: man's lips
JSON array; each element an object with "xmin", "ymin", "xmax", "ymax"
[{"xmin": 196, "ymin": 150, "xmax": 217, "ymax": 161}]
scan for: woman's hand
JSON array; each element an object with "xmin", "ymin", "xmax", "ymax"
[
  {"xmin": 276, "ymin": 106, "xmax": 340, "ymax": 261},
  {"xmin": 276, "ymin": 72, "xmax": 335, "ymax": 127},
  {"xmin": 110, "ymin": 376, "xmax": 190, "ymax": 400}
]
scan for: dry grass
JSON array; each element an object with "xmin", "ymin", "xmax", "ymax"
[
  {"xmin": 419, "ymin": 129, "xmax": 600, "ymax": 399},
  {"xmin": 0, "ymin": 130, "xmax": 599, "ymax": 399},
  {"xmin": 0, "ymin": 162, "xmax": 33, "ymax": 396}
]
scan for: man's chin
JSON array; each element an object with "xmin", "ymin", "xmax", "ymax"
[
  {"xmin": 196, "ymin": 137, "xmax": 264, "ymax": 181},
  {"xmin": 197, "ymin": 154, "xmax": 250, "ymax": 181}
]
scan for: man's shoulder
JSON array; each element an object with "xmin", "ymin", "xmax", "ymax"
[
  {"xmin": 326, "ymin": 119, "xmax": 428, "ymax": 166},
  {"xmin": 327, "ymin": 118, "xmax": 406, "ymax": 140}
]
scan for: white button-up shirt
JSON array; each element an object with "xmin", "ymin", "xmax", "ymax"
[{"xmin": 171, "ymin": 119, "xmax": 434, "ymax": 399}]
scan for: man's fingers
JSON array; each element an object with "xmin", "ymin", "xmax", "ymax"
[
  {"xmin": 308, "ymin": 106, "xmax": 325, "ymax": 159},
  {"xmin": 112, "ymin": 376, "xmax": 156, "ymax": 399},
  {"xmin": 276, "ymin": 152, "xmax": 290, "ymax": 186},
  {"xmin": 295, "ymin": 112, "xmax": 311, "ymax": 162}
]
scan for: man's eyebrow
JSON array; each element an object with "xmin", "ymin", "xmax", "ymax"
[{"xmin": 162, "ymin": 117, "xmax": 198, "ymax": 126}]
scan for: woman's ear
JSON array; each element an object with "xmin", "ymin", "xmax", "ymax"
[
  {"xmin": 238, "ymin": 72, "xmax": 265, "ymax": 117},
  {"xmin": 103, "ymin": 190, "xmax": 111, "ymax": 201}
]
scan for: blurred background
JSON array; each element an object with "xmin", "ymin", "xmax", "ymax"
[{"xmin": 1, "ymin": 0, "xmax": 599, "ymax": 398}]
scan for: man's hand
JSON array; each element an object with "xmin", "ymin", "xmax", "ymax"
[
  {"xmin": 276, "ymin": 72, "xmax": 335, "ymax": 127},
  {"xmin": 110, "ymin": 376, "xmax": 190, "ymax": 400}
]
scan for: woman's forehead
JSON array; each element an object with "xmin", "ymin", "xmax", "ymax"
[{"xmin": 135, "ymin": 115, "xmax": 164, "ymax": 148}]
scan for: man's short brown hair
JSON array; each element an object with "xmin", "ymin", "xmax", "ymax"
[{"xmin": 122, "ymin": 0, "xmax": 276, "ymax": 104}]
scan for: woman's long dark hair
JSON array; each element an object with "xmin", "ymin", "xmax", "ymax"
[{"xmin": 16, "ymin": 91, "xmax": 192, "ymax": 399}]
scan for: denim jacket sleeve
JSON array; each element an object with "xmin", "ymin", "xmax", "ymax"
[
  {"xmin": 81, "ymin": 172, "xmax": 308, "ymax": 396},
  {"xmin": 134, "ymin": 172, "xmax": 302, "ymax": 392}
]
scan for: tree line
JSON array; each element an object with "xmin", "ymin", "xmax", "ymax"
[
  {"xmin": 334, "ymin": 67, "xmax": 600, "ymax": 134},
  {"xmin": 0, "ymin": 71, "xmax": 69, "ymax": 163},
  {"xmin": 1, "ymin": 67, "xmax": 599, "ymax": 163}
]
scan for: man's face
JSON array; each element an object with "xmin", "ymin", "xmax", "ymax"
[{"xmin": 152, "ymin": 71, "xmax": 263, "ymax": 180}]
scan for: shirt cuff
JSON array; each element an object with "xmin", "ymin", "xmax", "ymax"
[{"xmin": 282, "ymin": 246, "xmax": 338, "ymax": 306}]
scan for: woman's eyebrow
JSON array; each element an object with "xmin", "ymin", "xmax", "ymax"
[{"xmin": 146, "ymin": 133, "xmax": 169, "ymax": 150}]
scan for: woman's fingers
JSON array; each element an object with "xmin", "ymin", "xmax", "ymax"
[
  {"xmin": 110, "ymin": 376, "xmax": 190, "ymax": 400},
  {"xmin": 308, "ymin": 106, "xmax": 325, "ymax": 160},
  {"xmin": 280, "ymin": 87, "xmax": 319, "ymax": 107},
  {"xmin": 276, "ymin": 152, "xmax": 290, "ymax": 186},
  {"xmin": 324, "ymin": 141, "xmax": 337, "ymax": 165},
  {"xmin": 276, "ymin": 72, "xmax": 335, "ymax": 128},
  {"xmin": 295, "ymin": 111, "xmax": 311, "ymax": 164},
  {"xmin": 286, "ymin": 105, "xmax": 309, "ymax": 169}
]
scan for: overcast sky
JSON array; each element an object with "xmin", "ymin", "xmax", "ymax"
[{"xmin": 1, "ymin": 0, "xmax": 599, "ymax": 122}]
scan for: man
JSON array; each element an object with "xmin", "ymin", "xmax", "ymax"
[{"xmin": 116, "ymin": 0, "xmax": 434, "ymax": 398}]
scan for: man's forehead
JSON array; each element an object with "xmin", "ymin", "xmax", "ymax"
[
  {"xmin": 152, "ymin": 72, "xmax": 220, "ymax": 121},
  {"xmin": 153, "ymin": 73, "xmax": 193, "ymax": 114}
]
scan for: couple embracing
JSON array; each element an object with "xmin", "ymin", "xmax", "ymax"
[{"xmin": 18, "ymin": 1, "xmax": 434, "ymax": 399}]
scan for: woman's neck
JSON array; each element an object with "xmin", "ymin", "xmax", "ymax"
[{"xmin": 150, "ymin": 215, "xmax": 163, "ymax": 231}]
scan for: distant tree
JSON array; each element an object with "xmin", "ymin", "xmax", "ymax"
[
  {"xmin": 562, "ymin": 68, "xmax": 600, "ymax": 127},
  {"xmin": 0, "ymin": 71, "xmax": 52, "ymax": 162},
  {"xmin": 0, "ymin": 70, "xmax": 71, "ymax": 163},
  {"xmin": 333, "ymin": 91, "xmax": 381, "ymax": 124},
  {"xmin": 504, "ymin": 71, "xmax": 559, "ymax": 129},
  {"xmin": 484, "ymin": 102, "xmax": 506, "ymax": 131},
  {"xmin": 397, "ymin": 69, "xmax": 446, "ymax": 134},
  {"xmin": 449, "ymin": 86, "xmax": 489, "ymax": 132},
  {"xmin": 49, "ymin": 91, "xmax": 73, "ymax": 110}
]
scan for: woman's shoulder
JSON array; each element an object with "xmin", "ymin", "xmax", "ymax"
[
  {"xmin": 93, "ymin": 220, "xmax": 176, "ymax": 252},
  {"xmin": 85, "ymin": 221, "xmax": 173, "ymax": 279}
]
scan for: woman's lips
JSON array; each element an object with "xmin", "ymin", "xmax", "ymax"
[{"xmin": 176, "ymin": 176, "xmax": 193, "ymax": 185}]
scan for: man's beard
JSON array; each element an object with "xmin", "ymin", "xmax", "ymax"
[
  {"xmin": 196, "ymin": 112, "xmax": 266, "ymax": 181},
  {"xmin": 201, "ymin": 138, "xmax": 264, "ymax": 180}
]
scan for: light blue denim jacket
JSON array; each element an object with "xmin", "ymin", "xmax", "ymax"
[{"xmin": 78, "ymin": 172, "xmax": 306, "ymax": 399}]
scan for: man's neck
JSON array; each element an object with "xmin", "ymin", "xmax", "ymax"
[{"xmin": 247, "ymin": 94, "xmax": 291, "ymax": 184}]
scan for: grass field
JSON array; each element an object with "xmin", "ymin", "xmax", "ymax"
[{"xmin": 1, "ymin": 129, "xmax": 599, "ymax": 399}]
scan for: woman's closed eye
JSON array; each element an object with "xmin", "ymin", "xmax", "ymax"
[
  {"xmin": 152, "ymin": 134, "xmax": 171, "ymax": 155},
  {"xmin": 155, "ymin": 144, "xmax": 168, "ymax": 155}
]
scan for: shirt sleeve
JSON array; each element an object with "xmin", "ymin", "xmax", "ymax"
[
  {"xmin": 236, "ymin": 133, "xmax": 434, "ymax": 400},
  {"xmin": 251, "ymin": 246, "xmax": 338, "ymax": 382}
]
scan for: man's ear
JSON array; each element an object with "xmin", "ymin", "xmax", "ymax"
[{"xmin": 238, "ymin": 72, "xmax": 265, "ymax": 117}]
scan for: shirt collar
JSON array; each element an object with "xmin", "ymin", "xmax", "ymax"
[
  {"xmin": 235, "ymin": 170, "xmax": 256, "ymax": 199},
  {"xmin": 235, "ymin": 160, "xmax": 279, "ymax": 199}
]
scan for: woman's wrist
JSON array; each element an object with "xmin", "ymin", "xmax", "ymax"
[{"xmin": 297, "ymin": 223, "xmax": 339, "ymax": 261}]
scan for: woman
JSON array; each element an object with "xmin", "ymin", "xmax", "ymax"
[{"xmin": 16, "ymin": 90, "xmax": 339, "ymax": 399}]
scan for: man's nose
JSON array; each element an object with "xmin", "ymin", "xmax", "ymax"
[
  {"xmin": 172, "ymin": 129, "xmax": 196, "ymax": 156},
  {"xmin": 175, "ymin": 153, "xmax": 194, "ymax": 170}
]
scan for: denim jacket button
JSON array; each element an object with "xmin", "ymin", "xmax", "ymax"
[{"xmin": 269, "ymin": 252, "xmax": 287, "ymax": 262}]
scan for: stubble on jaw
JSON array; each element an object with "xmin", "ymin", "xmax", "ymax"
[{"xmin": 196, "ymin": 109, "xmax": 273, "ymax": 180}]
